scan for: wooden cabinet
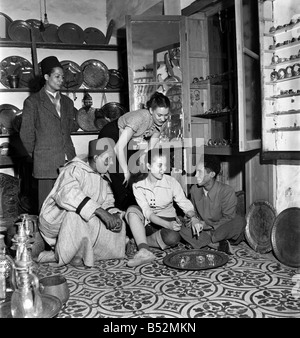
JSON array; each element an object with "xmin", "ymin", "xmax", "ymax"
[
  {"xmin": 259, "ymin": 0, "xmax": 300, "ymax": 160},
  {"xmin": 124, "ymin": 2, "xmax": 276, "ymax": 211}
]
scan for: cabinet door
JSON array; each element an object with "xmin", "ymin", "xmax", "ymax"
[
  {"xmin": 125, "ymin": 15, "xmax": 207, "ymax": 192},
  {"xmin": 235, "ymin": 0, "xmax": 262, "ymax": 152}
]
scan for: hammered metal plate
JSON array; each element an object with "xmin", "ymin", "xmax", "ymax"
[
  {"xmin": 271, "ymin": 207, "xmax": 300, "ymax": 268},
  {"xmin": 245, "ymin": 200, "xmax": 277, "ymax": 253}
]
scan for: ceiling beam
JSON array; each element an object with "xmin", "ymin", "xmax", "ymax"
[{"xmin": 181, "ymin": 0, "xmax": 226, "ymax": 16}]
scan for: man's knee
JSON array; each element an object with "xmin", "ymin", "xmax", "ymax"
[{"xmin": 161, "ymin": 228, "xmax": 181, "ymax": 247}]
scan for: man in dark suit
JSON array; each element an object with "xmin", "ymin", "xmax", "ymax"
[
  {"xmin": 180, "ymin": 155, "xmax": 245, "ymax": 255},
  {"xmin": 20, "ymin": 56, "xmax": 76, "ymax": 211}
]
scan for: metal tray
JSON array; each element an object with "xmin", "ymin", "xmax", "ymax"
[
  {"xmin": 271, "ymin": 207, "xmax": 300, "ymax": 268},
  {"xmin": 0, "ymin": 55, "xmax": 34, "ymax": 89},
  {"xmin": 163, "ymin": 249, "xmax": 229, "ymax": 270},
  {"xmin": 60, "ymin": 60, "xmax": 83, "ymax": 91},
  {"xmin": 0, "ymin": 294, "xmax": 62, "ymax": 318},
  {"xmin": 81, "ymin": 59, "xmax": 109, "ymax": 89},
  {"xmin": 0, "ymin": 104, "xmax": 21, "ymax": 134},
  {"xmin": 245, "ymin": 200, "xmax": 277, "ymax": 253},
  {"xmin": 84, "ymin": 27, "xmax": 105, "ymax": 45},
  {"xmin": 58, "ymin": 22, "xmax": 84, "ymax": 44}
]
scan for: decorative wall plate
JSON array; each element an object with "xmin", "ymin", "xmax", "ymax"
[
  {"xmin": 271, "ymin": 207, "xmax": 300, "ymax": 268},
  {"xmin": 0, "ymin": 294, "xmax": 62, "ymax": 318},
  {"xmin": 81, "ymin": 59, "xmax": 109, "ymax": 89},
  {"xmin": 0, "ymin": 56, "xmax": 34, "ymax": 89},
  {"xmin": 60, "ymin": 60, "xmax": 83, "ymax": 91},
  {"xmin": 163, "ymin": 249, "xmax": 229, "ymax": 270},
  {"xmin": 58, "ymin": 22, "xmax": 84, "ymax": 44},
  {"xmin": 41, "ymin": 24, "xmax": 61, "ymax": 43},
  {"xmin": 76, "ymin": 107, "xmax": 98, "ymax": 132},
  {"xmin": 97, "ymin": 102, "xmax": 127, "ymax": 122},
  {"xmin": 83, "ymin": 27, "xmax": 105, "ymax": 45},
  {"xmin": 107, "ymin": 69, "xmax": 124, "ymax": 89},
  {"xmin": 26, "ymin": 19, "xmax": 44, "ymax": 42},
  {"xmin": 8, "ymin": 20, "xmax": 31, "ymax": 42},
  {"xmin": 245, "ymin": 200, "xmax": 277, "ymax": 253},
  {"xmin": 0, "ymin": 12, "xmax": 13, "ymax": 40},
  {"xmin": 0, "ymin": 104, "xmax": 21, "ymax": 134}
]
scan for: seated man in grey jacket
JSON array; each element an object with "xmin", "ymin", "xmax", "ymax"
[
  {"xmin": 180, "ymin": 155, "xmax": 245, "ymax": 255},
  {"xmin": 37, "ymin": 138, "xmax": 126, "ymax": 267}
]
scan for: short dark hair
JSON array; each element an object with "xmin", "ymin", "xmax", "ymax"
[
  {"xmin": 204, "ymin": 155, "xmax": 221, "ymax": 177},
  {"xmin": 146, "ymin": 91, "xmax": 170, "ymax": 110}
]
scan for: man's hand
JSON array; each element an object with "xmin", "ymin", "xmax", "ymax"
[
  {"xmin": 168, "ymin": 217, "xmax": 182, "ymax": 231},
  {"xmin": 191, "ymin": 219, "xmax": 205, "ymax": 238},
  {"xmin": 184, "ymin": 214, "xmax": 205, "ymax": 238},
  {"xmin": 95, "ymin": 207, "xmax": 123, "ymax": 233}
]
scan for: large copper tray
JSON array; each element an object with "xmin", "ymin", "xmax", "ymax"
[
  {"xmin": 245, "ymin": 200, "xmax": 277, "ymax": 253},
  {"xmin": 81, "ymin": 59, "xmax": 109, "ymax": 89},
  {"xmin": 0, "ymin": 294, "xmax": 62, "ymax": 318},
  {"xmin": 163, "ymin": 249, "xmax": 229, "ymax": 270},
  {"xmin": 271, "ymin": 207, "xmax": 300, "ymax": 268}
]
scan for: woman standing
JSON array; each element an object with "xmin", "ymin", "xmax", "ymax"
[
  {"xmin": 20, "ymin": 56, "xmax": 76, "ymax": 212},
  {"xmin": 98, "ymin": 91, "xmax": 170, "ymax": 211}
]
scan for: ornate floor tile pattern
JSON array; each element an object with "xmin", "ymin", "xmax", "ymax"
[{"xmin": 36, "ymin": 242, "xmax": 300, "ymax": 318}]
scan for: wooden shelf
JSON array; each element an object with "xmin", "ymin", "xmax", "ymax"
[
  {"xmin": 265, "ymin": 40, "xmax": 300, "ymax": 53},
  {"xmin": 268, "ymin": 126, "xmax": 300, "ymax": 132},
  {"xmin": 0, "ymin": 40, "xmax": 119, "ymax": 51},
  {"xmin": 204, "ymin": 145, "xmax": 239, "ymax": 156},
  {"xmin": 265, "ymin": 23, "xmax": 300, "ymax": 37},
  {"xmin": 266, "ymin": 109, "xmax": 300, "ymax": 116},
  {"xmin": 194, "ymin": 111, "xmax": 231, "ymax": 118},
  {"xmin": 266, "ymin": 92, "xmax": 300, "ymax": 100},
  {"xmin": 265, "ymin": 56, "xmax": 300, "ymax": 69},
  {"xmin": 266, "ymin": 74, "xmax": 300, "ymax": 85},
  {"xmin": 0, "ymin": 88, "xmax": 123, "ymax": 93}
]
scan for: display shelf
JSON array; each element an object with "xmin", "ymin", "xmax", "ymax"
[
  {"xmin": 193, "ymin": 112, "xmax": 231, "ymax": 118},
  {"xmin": 265, "ymin": 40, "xmax": 300, "ymax": 53},
  {"xmin": 266, "ymin": 92, "xmax": 300, "ymax": 100},
  {"xmin": 265, "ymin": 74, "xmax": 300, "ymax": 85},
  {"xmin": 265, "ymin": 22, "xmax": 300, "ymax": 37},
  {"xmin": 268, "ymin": 126, "xmax": 300, "ymax": 132},
  {"xmin": 266, "ymin": 109, "xmax": 300, "ymax": 116},
  {"xmin": 0, "ymin": 40, "xmax": 119, "ymax": 51},
  {"xmin": 0, "ymin": 88, "xmax": 123, "ymax": 93},
  {"xmin": 265, "ymin": 56, "xmax": 300, "ymax": 69},
  {"xmin": 204, "ymin": 145, "xmax": 239, "ymax": 156},
  {"xmin": 133, "ymin": 81, "xmax": 182, "ymax": 85}
]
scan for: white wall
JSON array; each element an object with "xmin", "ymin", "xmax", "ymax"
[{"xmin": 272, "ymin": 0, "xmax": 300, "ymax": 213}]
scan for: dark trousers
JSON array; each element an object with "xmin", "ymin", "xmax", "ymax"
[
  {"xmin": 179, "ymin": 215, "xmax": 246, "ymax": 249},
  {"xmin": 98, "ymin": 119, "xmax": 137, "ymax": 211},
  {"xmin": 38, "ymin": 179, "xmax": 56, "ymax": 212}
]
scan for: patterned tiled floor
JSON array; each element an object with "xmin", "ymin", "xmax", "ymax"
[{"xmin": 36, "ymin": 242, "xmax": 300, "ymax": 318}]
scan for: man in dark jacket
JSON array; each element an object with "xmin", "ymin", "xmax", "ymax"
[
  {"xmin": 20, "ymin": 56, "xmax": 76, "ymax": 211},
  {"xmin": 180, "ymin": 155, "xmax": 245, "ymax": 254}
]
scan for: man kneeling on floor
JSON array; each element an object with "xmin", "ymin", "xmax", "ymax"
[
  {"xmin": 180, "ymin": 154, "xmax": 246, "ymax": 254},
  {"xmin": 37, "ymin": 138, "xmax": 126, "ymax": 267}
]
